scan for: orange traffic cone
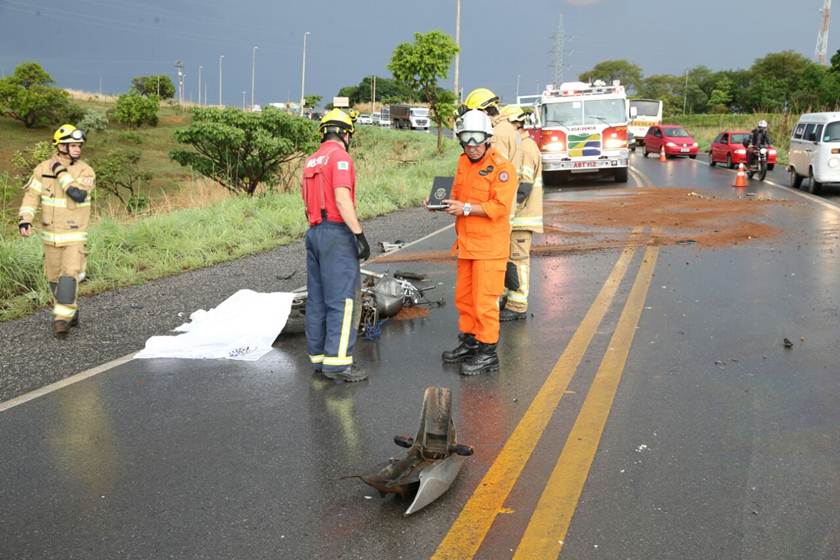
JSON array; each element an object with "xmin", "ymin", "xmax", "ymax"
[
  {"xmin": 659, "ymin": 146, "xmax": 667, "ymax": 162},
  {"xmin": 733, "ymin": 163, "xmax": 748, "ymax": 187}
]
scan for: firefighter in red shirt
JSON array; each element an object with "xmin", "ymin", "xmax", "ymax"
[
  {"xmin": 433, "ymin": 109, "xmax": 517, "ymax": 376},
  {"xmin": 302, "ymin": 109, "xmax": 370, "ymax": 382}
]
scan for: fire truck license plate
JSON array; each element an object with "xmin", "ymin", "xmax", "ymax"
[{"xmin": 573, "ymin": 161, "xmax": 598, "ymax": 169}]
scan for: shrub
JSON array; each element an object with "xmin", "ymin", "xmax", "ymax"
[
  {"xmin": 10, "ymin": 141, "xmax": 54, "ymax": 178},
  {"xmin": 0, "ymin": 62, "xmax": 77, "ymax": 128},
  {"xmin": 112, "ymin": 92, "xmax": 159, "ymax": 128},
  {"xmin": 78, "ymin": 109, "xmax": 109, "ymax": 133}
]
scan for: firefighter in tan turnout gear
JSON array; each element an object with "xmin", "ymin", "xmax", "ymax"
[
  {"xmin": 460, "ymin": 87, "xmax": 520, "ymax": 163},
  {"xmin": 18, "ymin": 124, "xmax": 95, "ymax": 338},
  {"xmin": 499, "ymin": 105, "xmax": 543, "ymax": 321}
]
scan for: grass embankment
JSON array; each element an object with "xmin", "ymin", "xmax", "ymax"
[
  {"xmin": 672, "ymin": 113, "xmax": 795, "ymax": 163},
  {"xmin": 0, "ymin": 124, "xmax": 460, "ymax": 321}
]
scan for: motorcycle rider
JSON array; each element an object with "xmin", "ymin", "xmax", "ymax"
[{"xmin": 745, "ymin": 120, "xmax": 772, "ymax": 168}]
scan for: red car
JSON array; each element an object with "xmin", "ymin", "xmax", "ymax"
[
  {"xmin": 643, "ymin": 125, "xmax": 699, "ymax": 158},
  {"xmin": 709, "ymin": 130, "xmax": 777, "ymax": 170}
]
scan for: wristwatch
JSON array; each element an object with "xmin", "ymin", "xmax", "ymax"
[{"xmin": 463, "ymin": 202, "xmax": 472, "ymax": 216}]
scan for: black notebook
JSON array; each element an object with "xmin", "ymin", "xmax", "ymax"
[{"xmin": 427, "ymin": 176, "xmax": 454, "ymax": 210}]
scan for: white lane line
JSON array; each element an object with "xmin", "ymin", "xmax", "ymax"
[
  {"xmin": 688, "ymin": 158, "xmax": 840, "ymax": 213},
  {"xmin": 0, "ymin": 352, "xmax": 136, "ymax": 412},
  {"xmin": 0, "ymin": 220, "xmax": 456, "ymax": 412}
]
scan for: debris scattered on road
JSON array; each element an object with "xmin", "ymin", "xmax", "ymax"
[
  {"xmin": 783, "ymin": 338, "xmax": 794, "ymax": 349},
  {"xmin": 343, "ymin": 387, "xmax": 473, "ymax": 516},
  {"xmin": 379, "ymin": 241, "xmax": 406, "ymax": 253},
  {"xmin": 275, "ymin": 271, "xmax": 297, "ymax": 281},
  {"xmin": 635, "ymin": 444, "xmax": 649, "ymax": 453}
]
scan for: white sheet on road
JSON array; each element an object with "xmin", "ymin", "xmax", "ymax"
[{"xmin": 135, "ymin": 289, "xmax": 294, "ymax": 361}]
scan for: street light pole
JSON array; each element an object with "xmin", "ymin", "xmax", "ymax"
[
  {"xmin": 251, "ymin": 46, "xmax": 258, "ymax": 110},
  {"xmin": 219, "ymin": 55, "xmax": 224, "ymax": 107},
  {"xmin": 242, "ymin": 90, "xmax": 246, "ymax": 110},
  {"xmin": 198, "ymin": 65, "xmax": 202, "ymax": 106},
  {"xmin": 299, "ymin": 31, "xmax": 310, "ymax": 116}
]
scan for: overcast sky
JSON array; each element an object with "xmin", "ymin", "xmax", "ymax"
[{"xmin": 0, "ymin": 0, "xmax": 835, "ymax": 107}]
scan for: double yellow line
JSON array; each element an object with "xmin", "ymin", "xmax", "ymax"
[{"xmin": 433, "ymin": 230, "xmax": 660, "ymax": 559}]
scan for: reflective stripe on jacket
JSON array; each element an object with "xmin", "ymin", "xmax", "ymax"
[{"xmin": 510, "ymin": 131, "xmax": 544, "ymax": 233}]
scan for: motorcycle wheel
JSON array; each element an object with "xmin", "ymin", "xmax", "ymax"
[{"xmin": 758, "ymin": 162, "xmax": 767, "ymax": 181}]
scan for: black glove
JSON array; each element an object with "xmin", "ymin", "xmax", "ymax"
[
  {"xmin": 66, "ymin": 186, "xmax": 88, "ymax": 203},
  {"xmin": 51, "ymin": 161, "xmax": 68, "ymax": 176},
  {"xmin": 355, "ymin": 232, "xmax": 370, "ymax": 261},
  {"xmin": 19, "ymin": 222, "xmax": 31, "ymax": 234},
  {"xmin": 516, "ymin": 182, "xmax": 533, "ymax": 204}
]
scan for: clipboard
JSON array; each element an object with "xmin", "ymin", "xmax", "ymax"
[{"xmin": 427, "ymin": 176, "xmax": 453, "ymax": 210}]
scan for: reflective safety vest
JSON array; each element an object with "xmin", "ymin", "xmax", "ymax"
[
  {"xmin": 490, "ymin": 114, "xmax": 520, "ymax": 163},
  {"xmin": 510, "ymin": 130, "xmax": 544, "ymax": 233},
  {"xmin": 302, "ymin": 141, "xmax": 357, "ymax": 226},
  {"xmin": 18, "ymin": 156, "xmax": 95, "ymax": 247}
]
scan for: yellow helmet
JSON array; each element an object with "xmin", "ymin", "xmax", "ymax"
[
  {"xmin": 319, "ymin": 109, "xmax": 355, "ymax": 135},
  {"xmin": 463, "ymin": 88, "xmax": 500, "ymax": 112},
  {"xmin": 53, "ymin": 124, "xmax": 86, "ymax": 146},
  {"xmin": 347, "ymin": 109, "xmax": 360, "ymax": 122},
  {"xmin": 500, "ymin": 104, "xmax": 533, "ymax": 123}
]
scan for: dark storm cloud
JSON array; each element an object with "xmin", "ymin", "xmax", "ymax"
[{"xmin": 0, "ymin": 0, "xmax": 833, "ymax": 106}]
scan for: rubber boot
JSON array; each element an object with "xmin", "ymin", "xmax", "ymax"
[
  {"xmin": 460, "ymin": 343, "xmax": 499, "ymax": 376},
  {"xmin": 500, "ymin": 308, "xmax": 527, "ymax": 322},
  {"xmin": 442, "ymin": 334, "xmax": 478, "ymax": 363},
  {"xmin": 53, "ymin": 320, "xmax": 70, "ymax": 339},
  {"xmin": 323, "ymin": 366, "xmax": 368, "ymax": 383}
]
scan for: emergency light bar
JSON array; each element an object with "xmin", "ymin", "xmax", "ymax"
[{"xmin": 543, "ymin": 80, "xmax": 624, "ymax": 98}]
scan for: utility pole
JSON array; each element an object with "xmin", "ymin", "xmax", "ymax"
[
  {"xmin": 251, "ymin": 45, "xmax": 258, "ymax": 110},
  {"xmin": 683, "ymin": 70, "xmax": 689, "ymax": 114},
  {"xmin": 515, "ymin": 74, "xmax": 520, "ymax": 100},
  {"xmin": 452, "ymin": 0, "xmax": 461, "ymax": 138},
  {"xmin": 175, "ymin": 60, "xmax": 185, "ymax": 106},
  {"xmin": 99, "ymin": 76, "xmax": 102, "ymax": 97},
  {"xmin": 219, "ymin": 54, "xmax": 224, "ymax": 107},
  {"xmin": 371, "ymin": 75, "xmax": 377, "ymax": 116},
  {"xmin": 204, "ymin": 82, "xmax": 208, "ymax": 106},
  {"xmin": 816, "ymin": 0, "xmax": 832, "ymax": 65},
  {"xmin": 550, "ymin": 15, "xmax": 565, "ymax": 86},
  {"xmin": 197, "ymin": 65, "xmax": 202, "ymax": 106},
  {"xmin": 299, "ymin": 31, "xmax": 310, "ymax": 116},
  {"xmin": 242, "ymin": 91, "xmax": 246, "ymax": 110}
]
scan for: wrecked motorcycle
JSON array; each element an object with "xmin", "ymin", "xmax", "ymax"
[
  {"xmin": 344, "ymin": 386, "xmax": 473, "ymax": 516},
  {"xmin": 283, "ymin": 269, "xmax": 444, "ymax": 339}
]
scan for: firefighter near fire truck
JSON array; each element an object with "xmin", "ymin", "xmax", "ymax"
[
  {"xmin": 498, "ymin": 104, "xmax": 544, "ymax": 322},
  {"xmin": 435, "ymin": 109, "xmax": 517, "ymax": 376},
  {"xmin": 460, "ymin": 87, "xmax": 519, "ymax": 163},
  {"xmin": 18, "ymin": 124, "xmax": 95, "ymax": 338},
  {"xmin": 302, "ymin": 109, "xmax": 370, "ymax": 383}
]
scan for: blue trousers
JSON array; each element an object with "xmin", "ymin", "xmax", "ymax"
[{"xmin": 304, "ymin": 221, "xmax": 361, "ymax": 372}]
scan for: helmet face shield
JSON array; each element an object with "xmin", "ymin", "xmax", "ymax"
[{"xmin": 458, "ymin": 130, "xmax": 490, "ymax": 146}]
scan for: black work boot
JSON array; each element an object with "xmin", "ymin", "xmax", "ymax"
[
  {"xmin": 323, "ymin": 366, "xmax": 368, "ymax": 383},
  {"xmin": 53, "ymin": 320, "xmax": 70, "ymax": 339},
  {"xmin": 460, "ymin": 343, "xmax": 500, "ymax": 376},
  {"xmin": 69, "ymin": 310, "xmax": 80, "ymax": 328},
  {"xmin": 500, "ymin": 308, "xmax": 527, "ymax": 322},
  {"xmin": 442, "ymin": 333, "xmax": 478, "ymax": 363}
]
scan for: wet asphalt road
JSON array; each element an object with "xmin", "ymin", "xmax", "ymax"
[{"xmin": 1, "ymin": 155, "xmax": 838, "ymax": 560}]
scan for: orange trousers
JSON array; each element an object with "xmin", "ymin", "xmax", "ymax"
[{"xmin": 455, "ymin": 258, "xmax": 507, "ymax": 344}]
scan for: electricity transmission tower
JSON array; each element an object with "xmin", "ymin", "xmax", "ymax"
[
  {"xmin": 174, "ymin": 60, "xmax": 185, "ymax": 105},
  {"xmin": 816, "ymin": 0, "xmax": 832, "ymax": 65},
  {"xmin": 549, "ymin": 15, "xmax": 565, "ymax": 86}
]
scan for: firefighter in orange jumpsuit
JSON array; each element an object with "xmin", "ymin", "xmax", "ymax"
[{"xmin": 433, "ymin": 109, "xmax": 517, "ymax": 376}]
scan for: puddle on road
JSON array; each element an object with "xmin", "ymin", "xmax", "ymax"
[{"xmin": 376, "ymin": 188, "xmax": 793, "ymax": 263}]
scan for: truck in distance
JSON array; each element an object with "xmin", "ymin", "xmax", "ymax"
[{"xmin": 390, "ymin": 105, "xmax": 430, "ymax": 130}]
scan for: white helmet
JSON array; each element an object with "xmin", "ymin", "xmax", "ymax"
[
  {"xmin": 757, "ymin": 120, "xmax": 768, "ymax": 129},
  {"xmin": 455, "ymin": 109, "xmax": 494, "ymax": 145}
]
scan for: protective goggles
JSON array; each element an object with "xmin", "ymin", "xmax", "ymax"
[
  {"xmin": 60, "ymin": 129, "xmax": 86, "ymax": 142},
  {"xmin": 458, "ymin": 131, "xmax": 489, "ymax": 146}
]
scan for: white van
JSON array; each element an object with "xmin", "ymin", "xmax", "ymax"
[{"xmin": 788, "ymin": 112, "xmax": 840, "ymax": 194}]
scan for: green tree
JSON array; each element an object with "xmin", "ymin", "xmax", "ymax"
[
  {"xmin": 707, "ymin": 77, "xmax": 733, "ymax": 113},
  {"xmin": 639, "ymin": 74, "xmax": 682, "ymax": 115},
  {"xmin": 131, "ymin": 75, "xmax": 176, "ymax": 99},
  {"xmin": 388, "ymin": 30, "xmax": 459, "ymax": 153},
  {"xmin": 112, "ymin": 92, "xmax": 160, "ymax": 128},
  {"xmin": 303, "ymin": 94, "xmax": 322, "ymax": 109},
  {"xmin": 0, "ymin": 62, "xmax": 77, "ymax": 128},
  {"xmin": 170, "ymin": 106, "xmax": 319, "ymax": 195},
  {"xmin": 579, "ymin": 59, "xmax": 643, "ymax": 93},
  {"xmin": 831, "ymin": 49, "xmax": 840, "ymax": 74},
  {"xmin": 91, "ymin": 150, "xmax": 152, "ymax": 213}
]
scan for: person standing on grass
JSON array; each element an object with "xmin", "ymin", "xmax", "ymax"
[
  {"xmin": 18, "ymin": 124, "xmax": 95, "ymax": 338},
  {"xmin": 432, "ymin": 109, "xmax": 517, "ymax": 376},
  {"xmin": 301, "ymin": 109, "xmax": 370, "ymax": 383}
]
